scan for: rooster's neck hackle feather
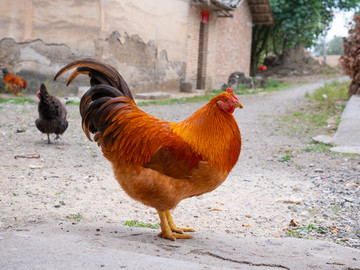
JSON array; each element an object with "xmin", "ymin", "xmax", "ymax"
[{"xmin": 172, "ymin": 97, "xmax": 241, "ymax": 173}]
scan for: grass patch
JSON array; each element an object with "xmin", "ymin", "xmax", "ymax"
[
  {"xmin": 124, "ymin": 220, "xmax": 160, "ymax": 229},
  {"xmin": 65, "ymin": 100, "xmax": 80, "ymax": 106},
  {"xmin": 278, "ymin": 155, "xmax": 292, "ymax": 162},
  {"xmin": 66, "ymin": 213, "xmax": 83, "ymax": 223},
  {"xmin": 281, "ymin": 80, "xmax": 349, "ymax": 140},
  {"xmin": 137, "ymin": 95, "xmax": 213, "ymax": 106},
  {"xmin": 286, "ymin": 224, "xmax": 328, "ymax": 238},
  {"xmin": 303, "ymin": 142, "xmax": 332, "ymax": 152},
  {"xmin": 64, "ymin": 79, "xmax": 291, "ymax": 107},
  {"xmin": 138, "ymin": 79, "xmax": 291, "ymax": 106},
  {"xmin": 0, "ymin": 97, "xmax": 36, "ymax": 104},
  {"xmin": 310, "ymin": 81, "xmax": 349, "ymax": 105},
  {"xmin": 332, "ymin": 205, "xmax": 341, "ymax": 214}
]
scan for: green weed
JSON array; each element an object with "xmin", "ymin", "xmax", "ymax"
[
  {"xmin": 304, "ymin": 142, "xmax": 332, "ymax": 152},
  {"xmin": 124, "ymin": 220, "xmax": 160, "ymax": 229},
  {"xmin": 66, "ymin": 213, "xmax": 83, "ymax": 223},
  {"xmin": 0, "ymin": 97, "xmax": 36, "ymax": 104},
  {"xmin": 278, "ymin": 155, "xmax": 291, "ymax": 162},
  {"xmin": 287, "ymin": 224, "xmax": 328, "ymax": 238},
  {"xmin": 332, "ymin": 205, "xmax": 341, "ymax": 214},
  {"xmin": 281, "ymin": 80, "xmax": 349, "ymax": 139},
  {"xmin": 65, "ymin": 100, "xmax": 80, "ymax": 106}
]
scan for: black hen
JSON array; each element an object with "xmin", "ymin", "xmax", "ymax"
[{"xmin": 35, "ymin": 83, "xmax": 68, "ymax": 143}]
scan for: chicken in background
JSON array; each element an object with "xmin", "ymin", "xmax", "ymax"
[
  {"xmin": 35, "ymin": 83, "xmax": 68, "ymax": 144},
  {"xmin": 1, "ymin": 68, "xmax": 27, "ymax": 96},
  {"xmin": 55, "ymin": 59, "xmax": 243, "ymax": 241}
]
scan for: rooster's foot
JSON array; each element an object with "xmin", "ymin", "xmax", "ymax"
[
  {"xmin": 165, "ymin": 210, "xmax": 194, "ymax": 234},
  {"xmin": 158, "ymin": 231, "xmax": 192, "ymax": 241},
  {"xmin": 157, "ymin": 210, "xmax": 194, "ymax": 241}
]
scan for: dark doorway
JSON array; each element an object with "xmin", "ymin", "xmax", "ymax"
[{"xmin": 196, "ymin": 21, "xmax": 208, "ymax": 89}]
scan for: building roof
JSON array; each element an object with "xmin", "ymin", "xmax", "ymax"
[
  {"xmin": 247, "ymin": 0, "xmax": 273, "ymax": 25},
  {"xmin": 192, "ymin": 0, "xmax": 273, "ymax": 25}
]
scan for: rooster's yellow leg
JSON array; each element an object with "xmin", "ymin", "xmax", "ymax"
[
  {"xmin": 165, "ymin": 210, "xmax": 195, "ymax": 233},
  {"xmin": 157, "ymin": 211, "xmax": 192, "ymax": 241}
]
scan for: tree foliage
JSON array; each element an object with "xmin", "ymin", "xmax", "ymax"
[
  {"xmin": 340, "ymin": 14, "xmax": 360, "ymax": 96},
  {"xmin": 327, "ymin": 36, "xmax": 344, "ymax": 55},
  {"xmin": 250, "ymin": 0, "xmax": 360, "ymax": 76},
  {"xmin": 313, "ymin": 36, "xmax": 344, "ymax": 56}
]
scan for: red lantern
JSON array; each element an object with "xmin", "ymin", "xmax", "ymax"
[{"xmin": 201, "ymin": 10, "xmax": 209, "ymax": 24}]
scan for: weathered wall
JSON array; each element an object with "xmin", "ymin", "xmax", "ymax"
[
  {"xmin": 184, "ymin": 1, "xmax": 253, "ymax": 90},
  {"xmin": 212, "ymin": 0, "xmax": 253, "ymax": 89},
  {"xmin": 0, "ymin": 0, "xmax": 254, "ymax": 94},
  {"xmin": 0, "ymin": 0, "xmax": 189, "ymax": 94}
]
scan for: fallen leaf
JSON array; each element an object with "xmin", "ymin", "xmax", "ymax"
[
  {"xmin": 346, "ymin": 226, "xmax": 351, "ymax": 231},
  {"xmin": 344, "ymin": 182, "xmax": 358, "ymax": 187},
  {"xmin": 216, "ymin": 202, "xmax": 224, "ymax": 205},
  {"xmin": 242, "ymin": 224, "xmax": 251, "ymax": 227},
  {"xmin": 278, "ymin": 200, "xmax": 302, "ymax": 204},
  {"xmin": 15, "ymin": 154, "xmax": 40, "ymax": 159},
  {"xmin": 29, "ymin": 165, "xmax": 42, "ymax": 169},
  {"xmin": 329, "ymin": 227, "xmax": 338, "ymax": 232},
  {"xmin": 290, "ymin": 219, "xmax": 300, "ymax": 227},
  {"xmin": 212, "ymin": 208, "xmax": 223, "ymax": 211}
]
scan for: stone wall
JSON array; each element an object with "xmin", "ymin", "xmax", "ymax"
[
  {"xmin": 0, "ymin": 0, "xmax": 253, "ymax": 95},
  {"xmin": 212, "ymin": 0, "xmax": 253, "ymax": 89},
  {"xmin": 184, "ymin": 1, "xmax": 253, "ymax": 90},
  {"xmin": 0, "ymin": 0, "xmax": 189, "ymax": 94}
]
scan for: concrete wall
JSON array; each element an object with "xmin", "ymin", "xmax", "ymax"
[
  {"xmin": 0, "ymin": 0, "xmax": 253, "ymax": 94},
  {"xmin": 0, "ymin": 0, "xmax": 189, "ymax": 94}
]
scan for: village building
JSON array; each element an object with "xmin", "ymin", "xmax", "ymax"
[{"xmin": 0, "ymin": 0, "xmax": 272, "ymax": 94}]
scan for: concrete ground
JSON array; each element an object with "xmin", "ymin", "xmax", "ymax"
[
  {"xmin": 1, "ymin": 80, "xmax": 360, "ymax": 269},
  {"xmin": 314, "ymin": 94, "xmax": 360, "ymax": 154},
  {"xmin": 1, "ymin": 222, "xmax": 360, "ymax": 270}
]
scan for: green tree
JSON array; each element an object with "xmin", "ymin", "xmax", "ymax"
[
  {"xmin": 313, "ymin": 36, "xmax": 344, "ymax": 56},
  {"xmin": 250, "ymin": 0, "xmax": 360, "ymax": 76},
  {"xmin": 327, "ymin": 36, "xmax": 344, "ymax": 55}
]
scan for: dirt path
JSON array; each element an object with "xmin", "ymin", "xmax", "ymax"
[{"xmin": 0, "ymin": 77, "xmax": 359, "ymax": 249}]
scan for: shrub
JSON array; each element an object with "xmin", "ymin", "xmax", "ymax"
[{"xmin": 340, "ymin": 14, "xmax": 360, "ymax": 96}]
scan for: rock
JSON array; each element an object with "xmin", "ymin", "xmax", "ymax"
[
  {"xmin": 225, "ymin": 71, "xmax": 253, "ymax": 90},
  {"xmin": 228, "ymin": 72, "xmax": 245, "ymax": 85},
  {"xmin": 313, "ymin": 135, "xmax": 333, "ymax": 145},
  {"xmin": 344, "ymin": 197, "xmax": 355, "ymax": 203},
  {"xmin": 180, "ymin": 81, "xmax": 194, "ymax": 93}
]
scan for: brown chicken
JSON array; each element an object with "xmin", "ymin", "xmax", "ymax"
[
  {"xmin": 35, "ymin": 83, "xmax": 68, "ymax": 144},
  {"xmin": 1, "ymin": 68, "xmax": 27, "ymax": 96},
  {"xmin": 55, "ymin": 59, "xmax": 243, "ymax": 241}
]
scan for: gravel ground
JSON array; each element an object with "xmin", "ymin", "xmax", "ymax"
[{"xmin": 0, "ymin": 77, "xmax": 359, "ymax": 249}]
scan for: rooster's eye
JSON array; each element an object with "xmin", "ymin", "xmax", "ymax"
[{"xmin": 224, "ymin": 98, "xmax": 229, "ymax": 102}]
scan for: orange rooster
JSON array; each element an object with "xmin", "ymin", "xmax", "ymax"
[
  {"xmin": 1, "ymin": 68, "xmax": 27, "ymax": 96},
  {"xmin": 55, "ymin": 59, "xmax": 243, "ymax": 241}
]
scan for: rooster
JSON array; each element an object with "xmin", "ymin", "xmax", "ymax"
[
  {"xmin": 54, "ymin": 59, "xmax": 243, "ymax": 241},
  {"xmin": 1, "ymin": 68, "xmax": 27, "ymax": 96},
  {"xmin": 35, "ymin": 83, "xmax": 68, "ymax": 144}
]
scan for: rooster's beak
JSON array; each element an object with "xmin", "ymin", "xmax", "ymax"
[{"xmin": 235, "ymin": 102, "xmax": 244, "ymax": 109}]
